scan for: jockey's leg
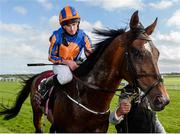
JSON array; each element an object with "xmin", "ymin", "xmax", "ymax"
[
  {"xmin": 35, "ymin": 65, "xmax": 73, "ymax": 105},
  {"xmin": 53, "ymin": 65, "xmax": 73, "ymax": 85},
  {"xmin": 35, "ymin": 65, "xmax": 73, "ymax": 109},
  {"xmin": 39, "ymin": 75, "xmax": 54, "ymax": 98}
]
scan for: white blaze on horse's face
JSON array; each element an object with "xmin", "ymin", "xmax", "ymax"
[{"xmin": 144, "ymin": 42, "xmax": 152, "ymax": 54}]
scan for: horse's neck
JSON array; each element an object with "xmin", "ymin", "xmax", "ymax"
[
  {"xmin": 81, "ymin": 39, "xmax": 125, "ymax": 111},
  {"xmin": 87, "ymin": 39, "xmax": 125, "ymax": 89}
]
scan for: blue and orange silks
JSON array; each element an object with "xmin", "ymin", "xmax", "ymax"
[{"xmin": 48, "ymin": 28, "xmax": 92, "ymax": 64}]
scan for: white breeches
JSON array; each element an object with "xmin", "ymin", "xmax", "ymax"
[{"xmin": 53, "ymin": 65, "xmax": 73, "ymax": 85}]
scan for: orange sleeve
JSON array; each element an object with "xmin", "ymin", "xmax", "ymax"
[{"xmin": 84, "ymin": 36, "xmax": 93, "ymax": 56}]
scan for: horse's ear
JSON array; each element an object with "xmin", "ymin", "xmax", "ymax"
[
  {"xmin": 145, "ymin": 17, "xmax": 158, "ymax": 35},
  {"xmin": 130, "ymin": 10, "xmax": 139, "ymax": 29}
]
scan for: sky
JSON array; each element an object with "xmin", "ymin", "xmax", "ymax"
[{"xmin": 0, "ymin": 0, "xmax": 180, "ymax": 74}]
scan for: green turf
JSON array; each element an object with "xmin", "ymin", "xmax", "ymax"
[
  {"xmin": 0, "ymin": 75, "xmax": 180, "ymax": 133},
  {"xmin": 0, "ymin": 126, "xmax": 12, "ymax": 133},
  {"xmin": 157, "ymin": 89, "xmax": 180, "ymax": 132}
]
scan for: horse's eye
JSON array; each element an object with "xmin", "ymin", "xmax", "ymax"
[
  {"xmin": 132, "ymin": 48, "xmax": 140, "ymax": 57},
  {"xmin": 131, "ymin": 48, "xmax": 144, "ymax": 60}
]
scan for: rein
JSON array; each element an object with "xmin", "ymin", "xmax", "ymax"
[{"xmin": 63, "ymin": 91, "xmax": 110, "ymax": 115}]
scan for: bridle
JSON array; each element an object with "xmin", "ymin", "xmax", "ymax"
[{"xmin": 124, "ymin": 32, "xmax": 163, "ymax": 101}]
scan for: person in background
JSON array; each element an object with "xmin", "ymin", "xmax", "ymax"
[{"xmin": 109, "ymin": 85, "xmax": 166, "ymax": 133}]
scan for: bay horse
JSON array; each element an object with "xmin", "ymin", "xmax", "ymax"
[{"xmin": 0, "ymin": 11, "xmax": 170, "ymax": 132}]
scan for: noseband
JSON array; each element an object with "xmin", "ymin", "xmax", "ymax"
[{"xmin": 125, "ymin": 33, "xmax": 163, "ymax": 100}]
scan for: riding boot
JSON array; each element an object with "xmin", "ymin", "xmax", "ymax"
[{"xmin": 37, "ymin": 75, "xmax": 55, "ymax": 106}]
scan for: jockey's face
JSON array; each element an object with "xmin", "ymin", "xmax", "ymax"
[{"xmin": 63, "ymin": 22, "xmax": 78, "ymax": 35}]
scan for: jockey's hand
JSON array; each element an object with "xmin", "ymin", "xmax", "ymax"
[
  {"xmin": 116, "ymin": 99, "xmax": 131, "ymax": 117},
  {"xmin": 62, "ymin": 60, "xmax": 79, "ymax": 71}
]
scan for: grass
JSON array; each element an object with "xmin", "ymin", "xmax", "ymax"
[
  {"xmin": 157, "ymin": 90, "xmax": 180, "ymax": 132},
  {"xmin": 0, "ymin": 81, "xmax": 52, "ymax": 133},
  {"xmin": 0, "ymin": 126, "xmax": 11, "ymax": 133},
  {"xmin": 0, "ymin": 75, "xmax": 180, "ymax": 133}
]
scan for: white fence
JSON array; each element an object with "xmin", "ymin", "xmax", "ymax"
[
  {"xmin": 0, "ymin": 77, "xmax": 18, "ymax": 82},
  {"xmin": 165, "ymin": 84, "xmax": 180, "ymax": 90}
]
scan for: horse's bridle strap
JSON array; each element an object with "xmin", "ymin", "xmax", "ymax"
[{"xmin": 141, "ymin": 77, "xmax": 163, "ymax": 100}]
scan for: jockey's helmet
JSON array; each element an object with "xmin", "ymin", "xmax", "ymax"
[{"xmin": 59, "ymin": 6, "xmax": 80, "ymax": 26}]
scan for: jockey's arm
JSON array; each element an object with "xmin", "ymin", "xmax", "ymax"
[
  {"xmin": 62, "ymin": 60, "xmax": 79, "ymax": 71},
  {"xmin": 48, "ymin": 35, "xmax": 62, "ymax": 64}
]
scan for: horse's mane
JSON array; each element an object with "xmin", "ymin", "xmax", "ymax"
[{"xmin": 73, "ymin": 28, "xmax": 126, "ymax": 77}]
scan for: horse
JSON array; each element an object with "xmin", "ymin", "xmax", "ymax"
[{"xmin": 0, "ymin": 11, "xmax": 170, "ymax": 132}]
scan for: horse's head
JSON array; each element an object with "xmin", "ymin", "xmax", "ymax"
[{"xmin": 122, "ymin": 11, "xmax": 170, "ymax": 111}]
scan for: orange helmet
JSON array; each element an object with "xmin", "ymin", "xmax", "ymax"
[{"xmin": 59, "ymin": 6, "xmax": 80, "ymax": 26}]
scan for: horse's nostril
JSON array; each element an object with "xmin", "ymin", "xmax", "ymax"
[
  {"xmin": 154, "ymin": 95, "xmax": 170, "ymax": 108},
  {"xmin": 154, "ymin": 95, "xmax": 162, "ymax": 103}
]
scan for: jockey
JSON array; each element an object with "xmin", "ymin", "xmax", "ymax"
[{"xmin": 37, "ymin": 6, "xmax": 93, "ymax": 104}]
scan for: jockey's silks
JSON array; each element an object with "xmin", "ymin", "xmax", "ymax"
[{"xmin": 48, "ymin": 28, "xmax": 92, "ymax": 64}]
